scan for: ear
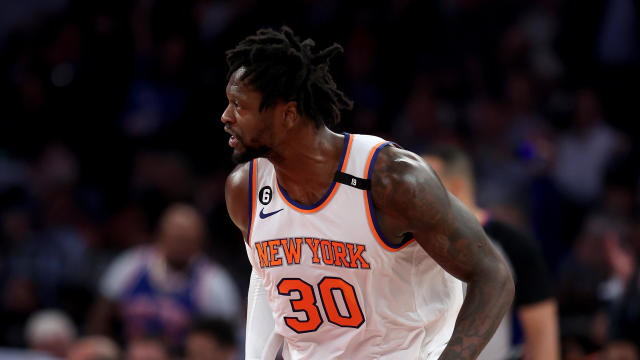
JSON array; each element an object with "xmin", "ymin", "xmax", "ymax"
[{"xmin": 281, "ymin": 101, "xmax": 299, "ymax": 129}]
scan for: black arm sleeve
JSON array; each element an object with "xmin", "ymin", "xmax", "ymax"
[{"xmin": 484, "ymin": 219, "xmax": 554, "ymax": 307}]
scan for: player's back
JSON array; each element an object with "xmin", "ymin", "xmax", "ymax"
[{"xmin": 246, "ymin": 134, "xmax": 464, "ymax": 359}]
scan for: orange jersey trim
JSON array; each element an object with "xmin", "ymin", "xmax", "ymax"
[
  {"xmin": 275, "ymin": 133, "xmax": 354, "ymax": 213},
  {"xmin": 247, "ymin": 159, "xmax": 258, "ymax": 244},
  {"xmin": 363, "ymin": 142, "xmax": 415, "ymax": 252}
]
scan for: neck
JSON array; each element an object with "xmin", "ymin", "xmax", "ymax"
[{"xmin": 268, "ymin": 125, "xmax": 344, "ymax": 205}]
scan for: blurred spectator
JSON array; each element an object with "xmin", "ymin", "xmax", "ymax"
[
  {"xmin": 185, "ymin": 318, "xmax": 236, "ymax": 360},
  {"xmin": 423, "ymin": 145, "xmax": 559, "ymax": 360},
  {"xmin": 608, "ymin": 215, "xmax": 640, "ymax": 349},
  {"xmin": 0, "ymin": 348, "xmax": 58, "ymax": 360},
  {"xmin": 468, "ymin": 96, "xmax": 528, "ymax": 208},
  {"xmin": 596, "ymin": 0, "xmax": 639, "ymax": 67},
  {"xmin": 550, "ymin": 89, "xmax": 629, "ymax": 255},
  {"xmin": 0, "ymin": 145, "xmax": 97, "ymax": 342},
  {"xmin": 0, "ymin": 0, "xmax": 69, "ymax": 47},
  {"xmin": 601, "ymin": 158, "xmax": 639, "ymax": 220},
  {"xmin": 88, "ymin": 203, "xmax": 240, "ymax": 348},
  {"xmin": 25, "ymin": 309, "xmax": 76, "ymax": 358},
  {"xmin": 504, "ymin": 71, "xmax": 549, "ymax": 153},
  {"xmin": 67, "ymin": 335, "xmax": 120, "ymax": 360},
  {"xmin": 131, "ymin": 150, "xmax": 195, "ymax": 209},
  {"xmin": 601, "ymin": 340, "xmax": 639, "ymax": 360},
  {"xmin": 553, "ymin": 89, "xmax": 627, "ymax": 204},
  {"xmin": 0, "ymin": 205, "xmax": 40, "ymax": 347},
  {"xmin": 557, "ymin": 213, "xmax": 634, "ymax": 353},
  {"xmin": 392, "ymin": 73, "xmax": 458, "ymax": 150},
  {"xmin": 125, "ymin": 337, "xmax": 170, "ymax": 360}
]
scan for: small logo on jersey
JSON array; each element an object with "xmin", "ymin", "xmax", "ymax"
[
  {"xmin": 259, "ymin": 186, "xmax": 272, "ymax": 205},
  {"xmin": 350, "ymin": 178, "xmax": 357, "ymax": 186},
  {"xmin": 259, "ymin": 208, "xmax": 283, "ymax": 219}
]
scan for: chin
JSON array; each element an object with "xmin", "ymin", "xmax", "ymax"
[
  {"xmin": 232, "ymin": 145, "xmax": 271, "ymax": 164},
  {"xmin": 231, "ymin": 151, "xmax": 251, "ymax": 164}
]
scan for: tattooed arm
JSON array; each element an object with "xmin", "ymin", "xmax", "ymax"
[{"xmin": 371, "ymin": 146, "xmax": 514, "ymax": 360}]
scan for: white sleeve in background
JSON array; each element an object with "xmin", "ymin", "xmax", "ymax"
[
  {"xmin": 198, "ymin": 264, "xmax": 242, "ymax": 321},
  {"xmin": 99, "ymin": 247, "xmax": 144, "ymax": 300},
  {"xmin": 246, "ymin": 269, "xmax": 282, "ymax": 360}
]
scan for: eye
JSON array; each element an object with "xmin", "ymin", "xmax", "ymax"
[{"xmin": 233, "ymin": 100, "xmax": 240, "ymax": 108}]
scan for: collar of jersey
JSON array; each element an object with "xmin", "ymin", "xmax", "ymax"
[{"xmin": 274, "ymin": 133, "xmax": 352, "ymax": 213}]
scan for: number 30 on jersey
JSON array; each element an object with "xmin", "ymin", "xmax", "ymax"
[{"xmin": 277, "ymin": 277, "xmax": 365, "ymax": 333}]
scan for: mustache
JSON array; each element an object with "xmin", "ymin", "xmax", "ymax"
[{"xmin": 224, "ymin": 125, "xmax": 242, "ymax": 141}]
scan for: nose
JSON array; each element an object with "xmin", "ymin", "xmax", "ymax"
[{"xmin": 221, "ymin": 104, "xmax": 234, "ymax": 124}]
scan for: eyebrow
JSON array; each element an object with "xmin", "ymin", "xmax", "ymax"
[{"xmin": 228, "ymin": 87, "xmax": 244, "ymax": 103}]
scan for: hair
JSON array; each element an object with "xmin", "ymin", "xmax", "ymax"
[
  {"xmin": 25, "ymin": 309, "xmax": 76, "ymax": 347},
  {"xmin": 126, "ymin": 336, "xmax": 168, "ymax": 352},
  {"xmin": 422, "ymin": 144, "xmax": 475, "ymax": 185},
  {"xmin": 189, "ymin": 318, "xmax": 236, "ymax": 348},
  {"xmin": 225, "ymin": 26, "xmax": 353, "ymax": 128}
]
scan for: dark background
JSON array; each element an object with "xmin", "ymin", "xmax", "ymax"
[{"xmin": 1, "ymin": 0, "xmax": 639, "ymax": 358}]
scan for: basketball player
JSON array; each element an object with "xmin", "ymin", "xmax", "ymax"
[{"xmin": 223, "ymin": 27, "xmax": 514, "ymax": 359}]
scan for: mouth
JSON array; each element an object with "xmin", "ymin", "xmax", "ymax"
[
  {"xmin": 229, "ymin": 135, "xmax": 239, "ymax": 148},
  {"xmin": 224, "ymin": 126, "xmax": 240, "ymax": 148}
]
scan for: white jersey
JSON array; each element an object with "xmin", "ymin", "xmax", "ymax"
[{"xmin": 245, "ymin": 133, "xmax": 463, "ymax": 359}]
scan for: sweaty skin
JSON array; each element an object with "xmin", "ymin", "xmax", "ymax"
[
  {"xmin": 223, "ymin": 69, "xmax": 514, "ymax": 360},
  {"xmin": 424, "ymin": 154, "xmax": 560, "ymax": 360},
  {"xmin": 369, "ymin": 147, "xmax": 514, "ymax": 359}
]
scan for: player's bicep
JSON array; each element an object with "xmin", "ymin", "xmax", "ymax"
[
  {"xmin": 225, "ymin": 162, "xmax": 251, "ymax": 237},
  {"xmin": 414, "ymin": 192, "xmax": 497, "ymax": 282}
]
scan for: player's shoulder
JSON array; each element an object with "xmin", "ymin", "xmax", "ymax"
[
  {"xmin": 371, "ymin": 145, "xmax": 441, "ymax": 193},
  {"xmin": 225, "ymin": 162, "xmax": 252, "ymax": 197},
  {"xmin": 225, "ymin": 162, "xmax": 252, "ymax": 235},
  {"xmin": 369, "ymin": 144, "xmax": 448, "ymax": 221}
]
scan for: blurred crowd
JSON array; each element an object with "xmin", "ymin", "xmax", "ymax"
[{"xmin": 0, "ymin": 0, "xmax": 639, "ymax": 359}]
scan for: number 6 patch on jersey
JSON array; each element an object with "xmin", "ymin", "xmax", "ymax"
[{"xmin": 276, "ymin": 277, "xmax": 365, "ymax": 333}]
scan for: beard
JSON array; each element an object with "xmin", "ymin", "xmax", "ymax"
[
  {"xmin": 227, "ymin": 121, "xmax": 273, "ymax": 164},
  {"xmin": 232, "ymin": 142, "xmax": 271, "ymax": 164}
]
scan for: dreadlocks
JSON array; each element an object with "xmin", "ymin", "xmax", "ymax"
[{"xmin": 225, "ymin": 26, "xmax": 353, "ymax": 128}]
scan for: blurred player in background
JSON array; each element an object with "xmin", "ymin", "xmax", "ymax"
[
  {"xmin": 223, "ymin": 27, "xmax": 513, "ymax": 359},
  {"xmin": 124, "ymin": 337, "xmax": 170, "ymax": 360},
  {"xmin": 67, "ymin": 336, "xmax": 120, "ymax": 360},
  {"xmin": 423, "ymin": 145, "xmax": 560, "ymax": 360},
  {"xmin": 89, "ymin": 204, "xmax": 240, "ymax": 350}
]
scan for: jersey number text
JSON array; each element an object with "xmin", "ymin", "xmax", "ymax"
[{"xmin": 277, "ymin": 277, "xmax": 365, "ymax": 333}]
